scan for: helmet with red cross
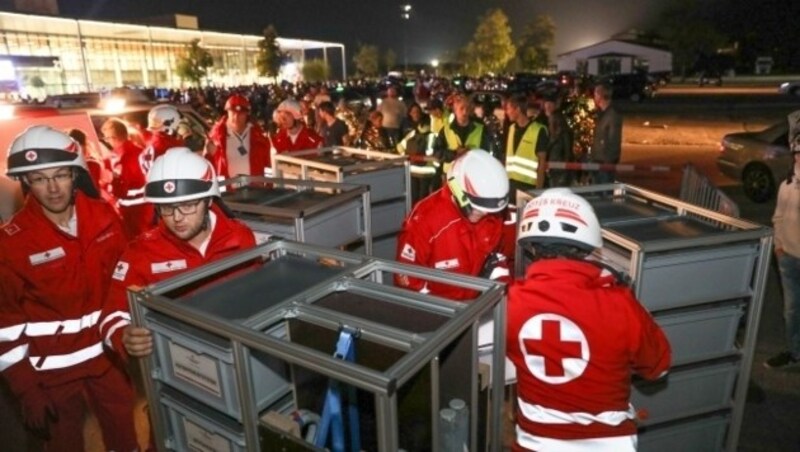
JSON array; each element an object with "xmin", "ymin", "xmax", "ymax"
[
  {"xmin": 518, "ymin": 188, "xmax": 602, "ymax": 252},
  {"xmin": 144, "ymin": 147, "xmax": 219, "ymax": 204}
]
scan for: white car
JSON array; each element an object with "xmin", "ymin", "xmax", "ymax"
[{"xmin": 778, "ymin": 81, "xmax": 800, "ymax": 97}]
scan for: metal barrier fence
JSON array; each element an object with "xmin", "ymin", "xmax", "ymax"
[{"xmin": 679, "ymin": 163, "xmax": 740, "ymax": 217}]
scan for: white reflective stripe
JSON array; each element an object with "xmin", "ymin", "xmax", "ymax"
[
  {"xmin": 25, "ymin": 310, "xmax": 101, "ymax": 337},
  {"xmin": 518, "ymin": 398, "xmax": 635, "ymax": 426},
  {"xmin": 0, "ymin": 324, "xmax": 26, "ymax": 342},
  {"xmin": 0, "ymin": 344, "xmax": 28, "ymax": 371},
  {"xmin": 98, "ymin": 311, "xmax": 131, "ymax": 333},
  {"xmin": 103, "ymin": 320, "xmax": 130, "ymax": 349},
  {"xmin": 29, "ymin": 341, "xmax": 104, "ymax": 370},
  {"xmin": 410, "ymin": 166, "xmax": 437, "ymax": 175},
  {"xmin": 507, "ymin": 156, "xmax": 539, "ymax": 170},
  {"xmin": 516, "ymin": 426, "xmax": 637, "ymax": 452}
]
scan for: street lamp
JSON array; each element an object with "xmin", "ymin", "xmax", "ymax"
[
  {"xmin": 400, "ymin": 4, "xmax": 412, "ymax": 73},
  {"xmin": 431, "ymin": 59, "xmax": 439, "ymax": 76}
]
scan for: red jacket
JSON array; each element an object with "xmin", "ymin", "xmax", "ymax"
[
  {"xmin": 99, "ymin": 206, "xmax": 256, "ymax": 357},
  {"xmin": 506, "ymin": 259, "xmax": 671, "ymax": 446},
  {"xmin": 208, "ymin": 119, "xmax": 272, "ymax": 178},
  {"xmin": 112, "ymin": 139, "xmax": 155, "ymax": 238},
  {"xmin": 0, "ymin": 193, "xmax": 127, "ymax": 398},
  {"xmin": 271, "ymin": 125, "xmax": 322, "ymax": 154},
  {"xmin": 395, "ymin": 185, "xmax": 503, "ymax": 300}
]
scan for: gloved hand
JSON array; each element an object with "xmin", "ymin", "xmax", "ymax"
[
  {"xmin": 479, "ymin": 252, "xmax": 510, "ymax": 281},
  {"xmin": 19, "ymin": 384, "xmax": 57, "ymax": 440}
]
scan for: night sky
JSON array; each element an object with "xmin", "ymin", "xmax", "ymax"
[{"xmin": 57, "ymin": 0, "xmax": 668, "ymax": 65}]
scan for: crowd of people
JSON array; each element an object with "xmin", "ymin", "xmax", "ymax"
[{"xmin": 0, "ymin": 73, "xmax": 668, "ymax": 452}]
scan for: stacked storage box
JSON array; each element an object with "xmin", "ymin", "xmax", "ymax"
[
  {"xmin": 515, "ymin": 184, "xmax": 772, "ymax": 452},
  {"xmin": 220, "ymin": 175, "xmax": 372, "ymax": 252},
  {"xmin": 128, "ymin": 240, "xmax": 507, "ymax": 451},
  {"xmin": 272, "ymin": 146, "xmax": 411, "ymax": 259}
]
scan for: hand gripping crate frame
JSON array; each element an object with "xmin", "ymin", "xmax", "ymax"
[
  {"xmin": 128, "ymin": 240, "xmax": 507, "ymax": 451},
  {"xmin": 515, "ymin": 183, "xmax": 772, "ymax": 452},
  {"xmin": 219, "ymin": 175, "xmax": 373, "ymax": 254}
]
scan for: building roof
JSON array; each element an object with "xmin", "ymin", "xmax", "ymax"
[
  {"xmin": 0, "ymin": 10, "xmax": 343, "ymax": 51},
  {"xmin": 558, "ymin": 39, "xmax": 670, "ymax": 57}
]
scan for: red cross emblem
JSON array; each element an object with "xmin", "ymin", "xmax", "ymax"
[
  {"xmin": 25, "ymin": 150, "xmax": 38, "ymax": 162},
  {"xmin": 518, "ymin": 313, "xmax": 589, "ymax": 384},
  {"xmin": 163, "ymin": 181, "xmax": 176, "ymax": 193}
]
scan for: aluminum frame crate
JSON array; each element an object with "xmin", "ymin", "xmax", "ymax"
[
  {"xmin": 272, "ymin": 146, "xmax": 411, "ymax": 206},
  {"xmin": 128, "ymin": 240, "xmax": 507, "ymax": 452},
  {"xmin": 515, "ymin": 183, "xmax": 773, "ymax": 451},
  {"xmin": 220, "ymin": 175, "xmax": 372, "ymax": 253}
]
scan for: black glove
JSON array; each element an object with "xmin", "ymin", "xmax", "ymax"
[{"xmin": 479, "ymin": 252, "xmax": 509, "ymax": 280}]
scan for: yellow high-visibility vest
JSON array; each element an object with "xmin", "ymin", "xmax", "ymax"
[{"xmin": 506, "ymin": 121, "xmax": 545, "ymax": 186}]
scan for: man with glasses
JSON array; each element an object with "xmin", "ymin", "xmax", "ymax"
[
  {"xmin": 100, "ymin": 147, "xmax": 256, "ymax": 360},
  {"xmin": 0, "ymin": 126, "xmax": 138, "ymax": 450}
]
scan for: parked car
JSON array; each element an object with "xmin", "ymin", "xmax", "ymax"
[
  {"xmin": 698, "ymin": 69, "xmax": 723, "ymax": 87},
  {"xmin": 778, "ymin": 80, "xmax": 800, "ymax": 97},
  {"xmin": 596, "ymin": 73, "xmax": 655, "ymax": 102},
  {"xmin": 717, "ymin": 121, "xmax": 790, "ymax": 203}
]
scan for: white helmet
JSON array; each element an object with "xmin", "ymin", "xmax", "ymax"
[
  {"xmin": 144, "ymin": 147, "xmax": 220, "ymax": 204},
  {"xmin": 518, "ymin": 188, "xmax": 602, "ymax": 251},
  {"xmin": 147, "ymin": 104, "xmax": 181, "ymax": 133},
  {"xmin": 7, "ymin": 125, "xmax": 87, "ymax": 176},
  {"xmin": 447, "ymin": 149, "xmax": 509, "ymax": 213},
  {"xmin": 276, "ymin": 98, "xmax": 303, "ymax": 120}
]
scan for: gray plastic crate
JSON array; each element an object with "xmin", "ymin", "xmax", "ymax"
[
  {"xmin": 149, "ymin": 314, "xmax": 290, "ymax": 419},
  {"xmin": 631, "ymin": 360, "xmax": 738, "ymax": 425},
  {"xmin": 161, "ymin": 389, "xmax": 246, "ymax": 452},
  {"xmin": 586, "ymin": 196, "xmax": 674, "ymax": 226},
  {"xmin": 351, "ymin": 233, "xmax": 398, "ymax": 261},
  {"xmin": 371, "ymin": 200, "xmax": 407, "ymax": 237},
  {"xmin": 638, "ymin": 413, "xmax": 729, "ymax": 452},
  {"xmin": 597, "ymin": 242, "xmax": 757, "ymax": 311},
  {"xmin": 655, "ymin": 304, "xmax": 743, "ymax": 365}
]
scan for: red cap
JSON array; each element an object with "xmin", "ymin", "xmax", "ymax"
[{"xmin": 225, "ymin": 94, "xmax": 250, "ymax": 112}]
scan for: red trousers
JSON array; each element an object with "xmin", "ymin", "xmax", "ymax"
[{"xmin": 41, "ymin": 366, "xmax": 138, "ymax": 452}]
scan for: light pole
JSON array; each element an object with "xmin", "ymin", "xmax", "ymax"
[
  {"xmin": 400, "ymin": 4, "xmax": 412, "ymax": 74},
  {"xmin": 431, "ymin": 58, "xmax": 439, "ymax": 76}
]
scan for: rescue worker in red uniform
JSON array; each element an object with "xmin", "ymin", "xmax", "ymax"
[
  {"xmin": 99, "ymin": 147, "xmax": 256, "ymax": 358},
  {"xmin": 271, "ymin": 98, "xmax": 323, "ymax": 154},
  {"xmin": 101, "ymin": 118, "xmax": 152, "ymax": 238},
  {"xmin": 0, "ymin": 126, "xmax": 138, "ymax": 451},
  {"xmin": 208, "ymin": 93, "xmax": 273, "ymax": 178},
  {"xmin": 507, "ymin": 188, "xmax": 671, "ymax": 452},
  {"xmin": 140, "ymin": 104, "xmax": 184, "ymax": 173},
  {"xmin": 395, "ymin": 149, "xmax": 510, "ymax": 301}
]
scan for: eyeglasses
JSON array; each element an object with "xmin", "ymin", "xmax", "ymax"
[
  {"xmin": 156, "ymin": 199, "xmax": 204, "ymax": 217},
  {"xmin": 26, "ymin": 171, "xmax": 73, "ymax": 187}
]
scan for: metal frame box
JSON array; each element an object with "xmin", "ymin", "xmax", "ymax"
[
  {"xmin": 220, "ymin": 175, "xmax": 372, "ymax": 253},
  {"xmin": 638, "ymin": 413, "xmax": 729, "ymax": 452},
  {"xmin": 271, "ymin": 146, "xmax": 412, "ymax": 249},
  {"xmin": 515, "ymin": 183, "xmax": 773, "ymax": 451},
  {"xmin": 129, "ymin": 240, "xmax": 507, "ymax": 452}
]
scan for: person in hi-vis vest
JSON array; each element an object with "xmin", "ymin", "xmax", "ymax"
[
  {"xmin": 504, "ymin": 94, "xmax": 549, "ymax": 194},
  {"xmin": 432, "ymin": 93, "xmax": 493, "ymax": 178}
]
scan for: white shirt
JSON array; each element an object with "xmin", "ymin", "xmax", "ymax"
[
  {"xmin": 225, "ymin": 124, "xmax": 251, "ymax": 177},
  {"xmin": 773, "ymin": 169, "xmax": 800, "ymax": 257}
]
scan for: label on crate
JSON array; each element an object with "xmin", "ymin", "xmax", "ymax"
[
  {"xmin": 169, "ymin": 342, "xmax": 222, "ymax": 398},
  {"xmin": 183, "ymin": 418, "xmax": 232, "ymax": 452}
]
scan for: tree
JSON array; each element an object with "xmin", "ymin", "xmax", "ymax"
[
  {"xmin": 256, "ymin": 25, "xmax": 286, "ymax": 78},
  {"xmin": 175, "ymin": 39, "xmax": 213, "ymax": 86},
  {"xmin": 650, "ymin": 0, "xmax": 728, "ymax": 79},
  {"xmin": 384, "ymin": 49, "xmax": 397, "ymax": 73},
  {"xmin": 517, "ymin": 15, "xmax": 555, "ymax": 72},
  {"xmin": 302, "ymin": 59, "xmax": 330, "ymax": 82},
  {"xmin": 353, "ymin": 43, "xmax": 380, "ymax": 77},
  {"xmin": 460, "ymin": 9, "xmax": 516, "ymax": 76}
]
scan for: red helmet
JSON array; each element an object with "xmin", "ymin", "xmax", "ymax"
[{"xmin": 225, "ymin": 94, "xmax": 250, "ymax": 112}]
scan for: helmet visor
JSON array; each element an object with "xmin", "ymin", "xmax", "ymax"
[{"xmin": 145, "ymin": 179, "xmax": 213, "ymax": 201}]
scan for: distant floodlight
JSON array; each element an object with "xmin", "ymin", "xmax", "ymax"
[
  {"xmin": 431, "ymin": 59, "xmax": 439, "ymax": 68},
  {"xmin": 403, "ymin": 4, "xmax": 412, "ymax": 12}
]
